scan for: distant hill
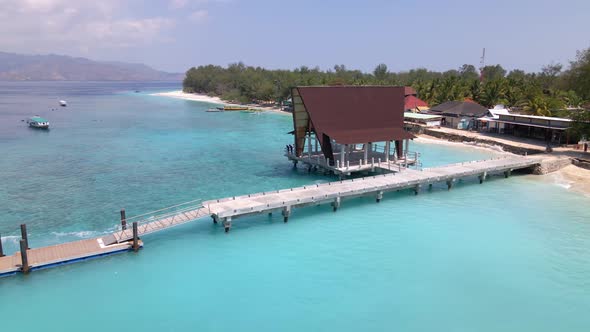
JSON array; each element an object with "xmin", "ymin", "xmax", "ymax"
[{"xmin": 0, "ymin": 52, "xmax": 183, "ymax": 81}]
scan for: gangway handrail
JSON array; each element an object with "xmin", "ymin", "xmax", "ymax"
[{"xmin": 122, "ymin": 198, "xmax": 203, "ymax": 222}]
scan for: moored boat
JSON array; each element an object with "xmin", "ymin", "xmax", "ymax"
[
  {"xmin": 27, "ymin": 116, "xmax": 49, "ymax": 129},
  {"xmin": 59, "ymin": 100, "xmax": 67, "ymax": 107},
  {"xmin": 223, "ymin": 105, "xmax": 249, "ymax": 111}
]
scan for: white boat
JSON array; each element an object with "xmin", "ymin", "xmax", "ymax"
[
  {"xmin": 27, "ymin": 116, "xmax": 49, "ymax": 129},
  {"xmin": 59, "ymin": 100, "xmax": 67, "ymax": 107}
]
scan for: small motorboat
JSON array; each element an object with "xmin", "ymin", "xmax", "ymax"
[
  {"xmin": 59, "ymin": 100, "xmax": 67, "ymax": 107},
  {"xmin": 27, "ymin": 116, "xmax": 49, "ymax": 129},
  {"xmin": 206, "ymin": 108, "xmax": 224, "ymax": 112},
  {"xmin": 223, "ymin": 105, "xmax": 249, "ymax": 111}
]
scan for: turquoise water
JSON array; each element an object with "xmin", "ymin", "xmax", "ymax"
[{"xmin": 1, "ymin": 82, "xmax": 589, "ymax": 331}]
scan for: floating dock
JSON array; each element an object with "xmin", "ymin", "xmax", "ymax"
[{"xmin": 1, "ymin": 156, "xmax": 540, "ymax": 278}]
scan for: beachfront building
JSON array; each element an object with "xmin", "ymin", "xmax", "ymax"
[
  {"xmin": 485, "ymin": 113, "xmax": 573, "ymax": 144},
  {"xmin": 428, "ymin": 101, "xmax": 488, "ymax": 130},
  {"xmin": 477, "ymin": 104, "xmax": 511, "ymax": 133},
  {"xmin": 287, "ymin": 86, "xmax": 417, "ymax": 176},
  {"xmin": 404, "ymin": 113, "xmax": 442, "ymax": 127}
]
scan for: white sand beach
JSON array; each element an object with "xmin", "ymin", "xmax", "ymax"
[
  {"xmin": 151, "ymin": 91, "xmax": 224, "ymax": 104},
  {"xmin": 151, "ymin": 90, "xmax": 289, "ymax": 114},
  {"xmin": 546, "ymin": 164, "xmax": 590, "ymax": 197}
]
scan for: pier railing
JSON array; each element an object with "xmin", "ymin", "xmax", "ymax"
[
  {"xmin": 208, "ymin": 156, "xmax": 540, "ymax": 218},
  {"xmin": 112, "ymin": 199, "xmax": 207, "ymax": 243},
  {"xmin": 285, "ymin": 149, "xmax": 421, "ymax": 172}
]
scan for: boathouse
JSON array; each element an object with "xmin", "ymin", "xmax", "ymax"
[{"xmin": 287, "ymin": 86, "xmax": 417, "ymax": 176}]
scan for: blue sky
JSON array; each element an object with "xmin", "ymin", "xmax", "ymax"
[{"xmin": 1, "ymin": 0, "xmax": 589, "ymax": 73}]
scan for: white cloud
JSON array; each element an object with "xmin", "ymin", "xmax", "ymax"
[
  {"xmin": 0, "ymin": 0, "xmax": 175, "ymax": 54},
  {"xmin": 189, "ymin": 10, "xmax": 208, "ymax": 23},
  {"xmin": 169, "ymin": 0, "xmax": 188, "ymax": 9}
]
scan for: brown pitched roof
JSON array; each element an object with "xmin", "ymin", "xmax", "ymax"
[
  {"xmin": 295, "ymin": 86, "xmax": 414, "ymax": 144},
  {"xmin": 429, "ymin": 101, "xmax": 488, "ymax": 117}
]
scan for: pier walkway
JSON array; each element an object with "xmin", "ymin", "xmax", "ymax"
[
  {"xmin": 1, "ymin": 156, "xmax": 539, "ymax": 277},
  {"xmin": 204, "ymin": 156, "xmax": 538, "ymax": 230}
]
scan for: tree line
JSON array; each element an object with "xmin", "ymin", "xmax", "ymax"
[{"xmin": 183, "ymin": 47, "xmax": 590, "ymax": 137}]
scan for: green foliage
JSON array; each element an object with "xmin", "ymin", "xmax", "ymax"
[
  {"xmin": 569, "ymin": 109, "xmax": 590, "ymax": 139},
  {"xmin": 182, "ymin": 47, "xmax": 590, "ymax": 114},
  {"xmin": 564, "ymin": 48, "xmax": 590, "ymax": 100},
  {"xmin": 481, "ymin": 65, "xmax": 506, "ymax": 81}
]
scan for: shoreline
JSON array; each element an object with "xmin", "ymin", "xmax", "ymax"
[
  {"xmin": 151, "ymin": 90, "xmax": 290, "ymax": 115},
  {"xmin": 416, "ymin": 133, "xmax": 590, "ymax": 197},
  {"xmin": 147, "ymin": 94, "xmax": 590, "ymax": 197}
]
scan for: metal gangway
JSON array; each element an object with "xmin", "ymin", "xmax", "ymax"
[{"xmin": 104, "ymin": 199, "xmax": 210, "ymax": 245}]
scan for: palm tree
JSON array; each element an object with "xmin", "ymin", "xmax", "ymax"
[
  {"xmin": 520, "ymin": 96, "xmax": 552, "ymax": 116},
  {"xmin": 479, "ymin": 80, "xmax": 506, "ymax": 108}
]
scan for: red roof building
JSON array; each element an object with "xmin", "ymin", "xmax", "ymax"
[
  {"xmin": 404, "ymin": 95, "xmax": 429, "ymax": 111},
  {"xmin": 403, "ymin": 87, "xmax": 428, "ymax": 111},
  {"xmin": 290, "ymin": 86, "xmax": 414, "ymax": 168}
]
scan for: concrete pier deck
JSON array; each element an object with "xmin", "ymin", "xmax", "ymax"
[{"xmin": 204, "ymin": 156, "xmax": 538, "ymax": 224}]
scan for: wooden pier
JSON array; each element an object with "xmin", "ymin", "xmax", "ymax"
[{"xmin": 1, "ymin": 156, "xmax": 540, "ymax": 277}]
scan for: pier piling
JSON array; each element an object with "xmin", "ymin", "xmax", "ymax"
[
  {"xmin": 224, "ymin": 217, "xmax": 232, "ymax": 232},
  {"xmin": 446, "ymin": 179, "xmax": 455, "ymax": 190},
  {"xmin": 504, "ymin": 170, "xmax": 512, "ymax": 178},
  {"xmin": 120, "ymin": 208, "xmax": 127, "ymax": 230},
  {"xmin": 414, "ymin": 184, "xmax": 421, "ymax": 195},
  {"xmin": 282, "ymin": 206, "xmax": 291, "ymax": 222},
  {"xmin": 212, "ymin": 215, "xmax": 219, "ymax": 224},
  {"xmin": 0, "ymin": 233, "xmax": 4, "ymax": 257},
  {"xmin": 332, "ymin": 197, "xmax": 341, "ymax": 212},
  {"xmin": 20, "ymin": 224, "xmax": 29, "ymax": 249},
  {"xmin": 132, "ymin": 222, "xmax": 139, "ymax": 252},
  {"xmin": 376, "ymin": 191, "xmax": 383, "ymax": 203},
  {"xmin": 19, "ymin": 239, "xmax": 29, "ymax": 274},
  {"xmin": 479, "ymin": 172, "xmax": 487, "ymax": 184}
]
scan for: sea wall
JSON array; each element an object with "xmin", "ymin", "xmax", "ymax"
[
  {"xmin": 530, "ymin": 157, "xmax": 573, "ymax": 175},
  {"xmin": 572, "ymin": 158, "xmax": 590, "ymax": 171},
  {"xmin": 421, "ymin": 127, "xmax": 542, "ymax": 156}
]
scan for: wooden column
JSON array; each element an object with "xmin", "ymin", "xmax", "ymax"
[
  {"xmin": 120, "ymin": 208, "xmax": 127, "ymax": 230},
  {"xmin": 363, "ymin": 143, "xmax": 369, "ymax": 164},
  {"xmin": 340, "ymin": 144, "xmax": 345, "ymax": 166},
  {"xmin": 20, "ymin": 224, "xmax": 29, "ymax": 249},
  {"xmin": 20, "ymin": 239, "xmax": 29, "ymax": 274},
  {"xmin": 385, "ymin": 141, "xmax": 390, "ymax": 162},
  {"xmin": 395, "ymin": 140, "xmax": 403, "ymax": 159}
]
